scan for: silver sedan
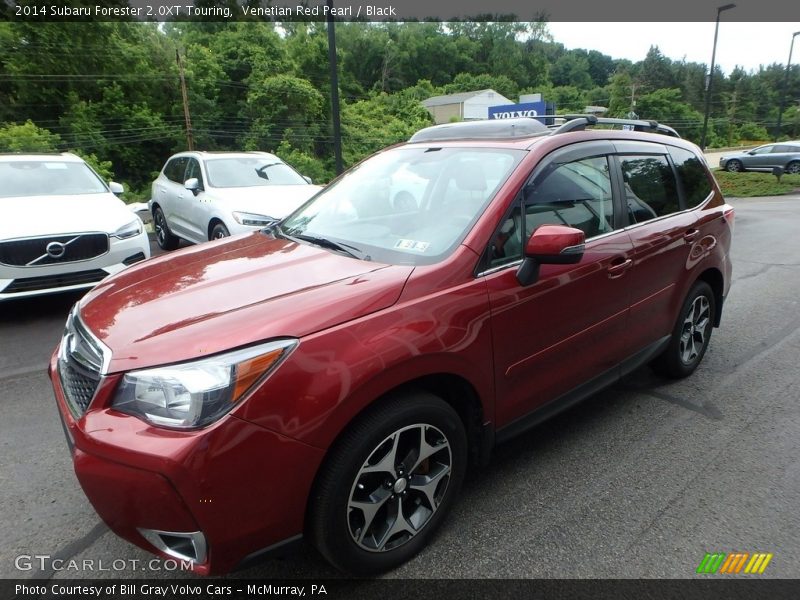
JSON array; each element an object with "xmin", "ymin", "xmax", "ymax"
[{"xmin": 719, "ymin": 142, "xmax": 800, "ymax": 174}]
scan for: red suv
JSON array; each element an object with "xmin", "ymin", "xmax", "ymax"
[{"xmin": 50, "ymin": 116, "xmax": 733, "ymax": 575}]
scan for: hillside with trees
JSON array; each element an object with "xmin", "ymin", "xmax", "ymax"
[{"xmin": 1, "ymin": 20, "xmax": 798, "ymax": 197}]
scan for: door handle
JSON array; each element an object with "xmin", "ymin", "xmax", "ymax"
[
  {"xmin": 607, "ymin": 258, "xmax": 632, "ymax": 278},
  {"xmin": 684, "ymin": 229, "xmax": 699, "ymax": 242}
]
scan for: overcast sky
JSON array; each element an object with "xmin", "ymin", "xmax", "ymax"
[{"xmin": 547, "ymin": 22, "xmax": 800, "ymax": 75}]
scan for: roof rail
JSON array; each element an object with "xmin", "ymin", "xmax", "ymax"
[{"xmin": 550, "ymin": 114, "xmax": 681, "ymax": 138}]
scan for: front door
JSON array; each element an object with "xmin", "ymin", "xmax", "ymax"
[{"xmin": 484, "ymin": 150, "xmax": 634, "ymax": 429}]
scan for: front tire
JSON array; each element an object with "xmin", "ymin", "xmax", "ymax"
[
  {"xmin": 651, "ymin": 281, "xmax": 716, "ymax": 379},
  {"xmin": 307, "ymin": 391, "xmax": 467, "ymax": 575},
  {"xmin": 786, "ymin": 161, "xmax": 800, "ymax": 175},
  {"xmin": 210, "ymin": 222, "xmax": 230, "ymax": 240},
  {"xmin": 725, "ymin": 159, "xmax": 743, "ymax": 173},
  {"xmin": 153, "ymin": 206, "xmax": 180, "ymax": 251}
]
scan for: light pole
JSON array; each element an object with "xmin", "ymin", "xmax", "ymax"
[
  {"xmin": 775, "ymin": 31, "xmax": 800, "ymax": 141},
  {"xmin": 700, "ymin": 3, "xmax": 736, "ymax": 150},
  {"xmin": 326, "ymin": 0, "xmax": 344, "ymax": 175}
]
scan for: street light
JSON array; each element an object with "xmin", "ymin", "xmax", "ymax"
[
  {"xmin": 700, "ymin": 3, "xmax": 736, "ymax": 150},
  {"xmin": 774, "ymin": 31, "xmax": 800, "ymax": 142},
  {"xmin": 326, "ymin": 0, "xmax": 344, "ymax": 175}
]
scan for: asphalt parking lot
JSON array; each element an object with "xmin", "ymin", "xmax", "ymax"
[{"xmin": 1, "ymin": 195, "xmax": 799, "ymax": 580}]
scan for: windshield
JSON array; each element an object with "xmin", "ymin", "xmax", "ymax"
[
  {"xmin": 0, "ymin": 160, "xmax": 108, "ymax": 198},
  {"xmin": 280, "ymin": 146, "xmax": 525, "ymax": 265},
  {"xmin": 205, "ymin": 157, "xmax": 307, "ymax": 188}
]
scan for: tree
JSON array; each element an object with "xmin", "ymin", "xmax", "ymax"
[{"xmin": 0, "ymin": 120, "xmax": 61, "ymax": 152}]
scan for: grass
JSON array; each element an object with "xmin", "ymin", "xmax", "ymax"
[{"xmin": 713, "ymin": 170, "xmax": 800, "ymax": 198}]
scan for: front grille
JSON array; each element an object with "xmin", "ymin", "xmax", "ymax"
[
  {"xmin": 59, "ymin": 360, "xmax": 100, "ymax": 415},
  {"xmin": 3, "ymin": 269, "xmax": 108, "ymax": 293},
  {"xmin": 0, "ymin": 233, "xmax": 109, "ymax": 267},
  {"xmin": 57, "ymin": 308, "xmax": 108, "ymax": 418}
]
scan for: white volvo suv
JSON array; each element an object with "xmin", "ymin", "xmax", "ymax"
[
  {"xmin": 0, "ymin": 153, "xmax": 150, "ymax": 301},
  {"xmin": 149, "ymin": 151, "xmax": 322, "ymax": 250}
]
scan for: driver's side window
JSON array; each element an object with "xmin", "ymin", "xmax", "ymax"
[{"xmin": 488, "ymin": 156, "xmax": 614, "ymax": 269}]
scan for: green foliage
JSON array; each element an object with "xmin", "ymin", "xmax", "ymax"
[
  {"xmin": 2, "ymin": 20, "xmax": 797, "ymax": 185},
  {"xmin": 0, "ymin": 120, "xmax": 61, "ymax": 152},
  {"xmin": 736, "ymin": 122, "xmax": 770, "ymax": 143},
  {"xmin": 243, "ymin": 75, "xmax": 325, "ymax": 154},
  {"xmin": 714, "ymin": 170, "xmax": 800, "ymax": 197},
  {"xmin": 275, "ymin": 140, "xmax": 333, "ymax": 184}
]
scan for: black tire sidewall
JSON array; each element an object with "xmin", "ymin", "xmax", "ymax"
[
  {"xmin": 211, "ymin": 223, "xmax": 229, "ymax": 240},
  {"xmin": 655, "ymin": 281, "xmax": 716, "ymax": 378},
  {"xmin": 726, "ymin": 160, "xmax": 742, "ymax": 172},
  {"xmin": 308, "ymin": 392, "xmax": 467, "ymax": 575},
  {"xmin": 153, "ymin": 206, "xmax": 179, "ymax": 250}
]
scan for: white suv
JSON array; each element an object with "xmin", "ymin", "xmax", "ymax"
[
  {"xmin": 0, "ymin": 153, "xmax": 150, "ymax": 301},
  {"xmin": 149, "ymin": 151, "xmax": 322, "ymax": 250}
]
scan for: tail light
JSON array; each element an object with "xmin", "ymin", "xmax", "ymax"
[{"xmin": 723, "ymin": 206, "xmax": 735, "ymax": 233}]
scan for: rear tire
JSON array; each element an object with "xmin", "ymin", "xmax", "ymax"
[
  {"xmin": 307, "ymin": 391, "xmax": 467, "ymax": 575},
  {"xmin": 153, "ymin": 206, "xmax": 180, "ymax": 251},
  {"xmin": 725, "ymin": 159, "xmax": 743, "ymax": 173},
  {"xmin": 786, "ymin": 161, "xmax": 800, "ymax": 175},
  {"xmin": 651, "ymin": 281, "xmax": 716, "ymax": 379}
]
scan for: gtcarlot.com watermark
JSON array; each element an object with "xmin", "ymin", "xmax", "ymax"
[{"xmin": 15, "ymin": 554, "xmax": 193, "ymax": 573}]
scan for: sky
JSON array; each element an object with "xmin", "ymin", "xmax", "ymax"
[{"xmin": 547, "ymin": 22, "xmax": 800, "ymax": 75}]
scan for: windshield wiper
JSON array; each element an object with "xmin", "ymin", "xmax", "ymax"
[
  {"xmin": 255, "ymin": 162, "xmax": 282, "ymax": 180},
  {"xmin": 282, "ymin": 230, "xmax": 368, "ymax": 261}
]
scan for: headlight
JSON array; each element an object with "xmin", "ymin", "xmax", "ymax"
[
  {"xmin": 112, "ymin": 219, "xmax": 143, "ymax": 239},
  {"xmin": 111, "ymin": 339, "xmax": 297, "ymax": 429},
  {"xmin": 232, "ymin": 211, "xmax": 274, "ymax": 227}
]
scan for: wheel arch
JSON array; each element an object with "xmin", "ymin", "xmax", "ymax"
[
  {"xmin": 207, "ymin": 217, "xmax": 226, "ymax": 240},
  {"xmin": 696, "ymin": 267, "xmax": 724, "ymax": 327},
  {"xmin": 303, "ymin": 371, "xmax": 488, "ymax": 530}
]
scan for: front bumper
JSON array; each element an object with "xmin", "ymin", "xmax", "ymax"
[
  {"xmin": 0, "ymin": 231, "xmax": 150, "ymax": 301},
  {"xmin": 49, "ymin": 349, "xmax": 325, "ymax": 575}
]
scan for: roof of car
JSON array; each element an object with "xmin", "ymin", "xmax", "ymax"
[
  {"xmin": 407, "ymin": 115, "xmax": 683, "ymax": 149},
  {"xmin": 171, "ymin": 151, "xmax": 281, "ymax": 161},
  {"xmin": 0, "ymin": 152, "xmax": 83, "ymax": 162}
]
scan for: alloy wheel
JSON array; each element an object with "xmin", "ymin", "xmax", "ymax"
[
  {"xmin": 680, "ymin": 295, "xmax": 711, "ymax": 364},
  {"xmin": 347, "ymin": 423, "xmax": 452, "ymax": 553}
]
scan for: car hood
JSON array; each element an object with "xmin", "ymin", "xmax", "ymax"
[
  {"xmin": 208, "ymin": 184, "xmax": 323, "ymax": 219},
  {"xmin": 0, "ymin": 193, "xmax": 139, "ymax": 239},
  {"xmin": 79, "ymin": 232, "xmax": 414, "ymax": 373}
]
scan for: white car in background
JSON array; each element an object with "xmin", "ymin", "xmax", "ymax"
[
  {"xmin": 0, "ymin": 153, "xmax": 150, "ymax": 301},
  {"xmin": 149, "ymin": 151, "xmax": 322, "ymax": 250}
]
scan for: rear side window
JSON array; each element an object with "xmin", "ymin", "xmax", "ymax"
[
  {"xmin": 164, "ymin": 157, "xmax": 188, "ymax": 183},
  {"xmin": 668, "ymin": 147, "xmax": 712, "ymax": 208},
  {"xmin": 619, "ymin": 155, "xmax": 679, "ymax": 223}
]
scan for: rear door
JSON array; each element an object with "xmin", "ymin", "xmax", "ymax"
[
  {"xmin": 483, "ymin": 142, "xmax": 635, "ymax": 429},
  {"xmin": 613, "ymin": 141, "xmax": 699, "ymax": 353}
]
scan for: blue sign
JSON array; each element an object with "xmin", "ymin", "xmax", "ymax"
[{"xmin": 488, "ymin": 101, "xmax": 546, "ymax": 120}]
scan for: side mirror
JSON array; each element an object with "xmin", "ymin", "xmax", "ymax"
[
  {"xmin": 516, "ymin": 225, "xmax": 585, "ymax": 286},
  {"xmin": 109, "ymin": 181, "xmax": 124, "ymax": 195},
  {"xmin": 302, "ymin": 175, "xmax": 313, "ymax": 184},
  {"xmin": 184, "ymin": 178, "xmax": 201, "ymax": 196},
  {"xmin": 747, "ymin": 150, "xmax": 756, "ymax": 155}
]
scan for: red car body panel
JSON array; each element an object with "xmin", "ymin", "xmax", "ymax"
[
  {"xmin": 79, "ymin": 233, "xmax": 413, "ymax": 373},
  {"xmin": 49, "ymin": 129, "xmax": 734, "ymax": 574},
  {"xmin": 51, "ymin": 355, "xmax": 325, "ymax": 575}
]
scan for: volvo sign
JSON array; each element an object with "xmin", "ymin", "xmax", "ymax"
[{"xmin": 488, "ymin": 101, "xmax": 546, "ymax": 120}]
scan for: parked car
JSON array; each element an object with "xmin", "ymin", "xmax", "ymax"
[
  {"xmin": 51, "ymin": 117, "xmax": 733, "ymax": 576},
  {"xmin": 149, "ymin": 151, "xmax": 322, "ymax": 250},
  {"xmin": 0, "ymin": 153, "xmax": 149, "ymax": 301},
  {"xmin": 719, "ymin": 141, "xmax": 800, "ymax": 173}
]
